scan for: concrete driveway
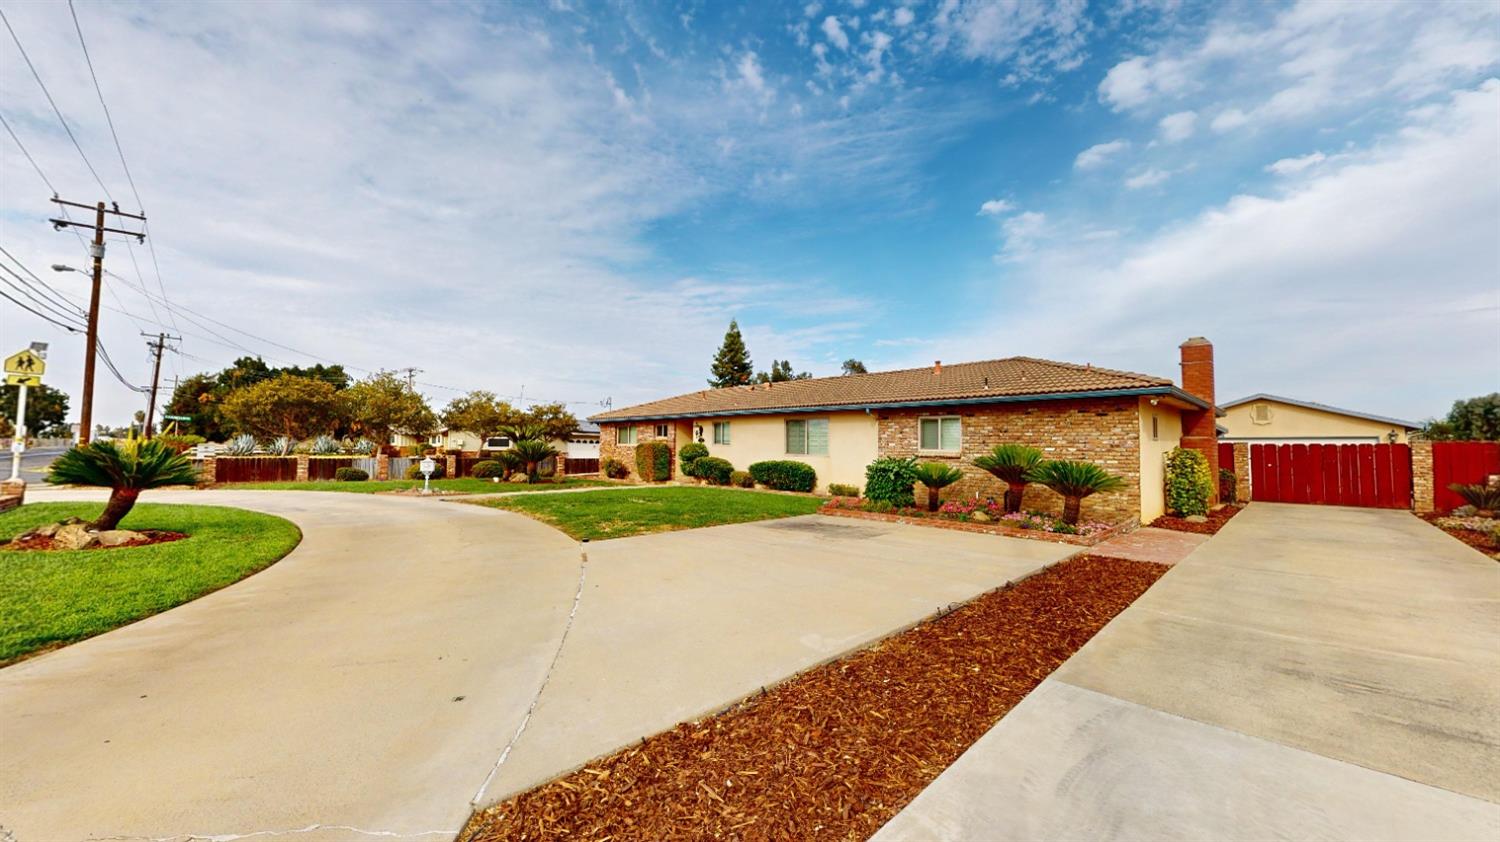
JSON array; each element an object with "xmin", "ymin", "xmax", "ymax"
[
  {"xmin": 1, "ymin": 491, "xmax": 1072, "ymax": 841},
  {"xmin": 874, "ymin": 503, "xmax": 1500, "ymax": 840}
]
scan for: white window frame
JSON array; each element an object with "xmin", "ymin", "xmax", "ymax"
[
  {"xmin": 616, "ymin": 425, "xmax": 637, "ymax": 445},
  {"xmin": 713, "ymin": 421, "xmax": 731, "ymax": 445},
  {"xmin": 785, "ymin": 418, "xmax": 829, "ymax": 456},
  {"xmin": 484, "ymin": 436, "xmax": 511, "ymax": 450},
  {"xmin": 654, "ymin": 423, "xmax": 670, "ymax": 438},
  {"xmin": 918, "ymin": 415, "xmax": 962, "ymax": 453}
]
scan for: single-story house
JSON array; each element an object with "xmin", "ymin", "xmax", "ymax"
[
  {"xmin": 390, "ymin": 423, "xmax": 599, "ymax": 457},
  {"xmin": 591, "ymin": 337, "xmax": 1223, "ymax": 524},
  {"xmin": 1219, "ymin": 394, "xmax": 1419, "ymax": 445}
]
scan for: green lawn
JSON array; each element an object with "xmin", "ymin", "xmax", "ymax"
[
  {"xmin": 226, "ymin": 477, "xmax": 611, "ymax": 494},
  {"xmin": 471, "ymin": 486, "xmax": 823, "ymax": 540},
  {"xmin": 0, "ymin": 502, "xmax": 301, "ymax": 665}
]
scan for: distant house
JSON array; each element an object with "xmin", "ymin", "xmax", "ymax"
[
  {"xmin": 391, "ymin": 423, "xmax": 599, "ymax": 457},
  {"xmin": 591, "ymin": 337, "xmax": 1225, "ymax": 524},
  {"xmin": 1219, "ymin": 394, "xmax": 1419, "ymax": 445}
]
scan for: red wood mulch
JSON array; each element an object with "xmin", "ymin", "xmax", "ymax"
[
  {"xmin": 1150, "ymin": 504, "xmax": 1244, "ymax": 535},
  {"xmin": 461, "ymin": 555, "xmax": 1168, "ymax": 842},
  {"xmin": 1418, "ymin": 513, "xmax": 1500, "ymax": 557},
  {"xmin": 3, "ymin": 530, "xmax": 187, "ymax": 552}
]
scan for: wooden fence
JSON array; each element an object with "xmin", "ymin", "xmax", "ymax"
[
  {"xmin": 1249, "ymin": 443, "xmax": 1411, "ymax": 509},
  {"xmin": 1432, "ymin": 441, "xmax": 1500, "ymax": 512},
  {"xmin": 565, "ymin": 457, "xmax": 600, "ymax": 475},
  {"xmin": 215, "ymin": 456, "xmax": 297, "ymax": 483},
  {"xmin": 306, "ymin": 457, "xmax": 356, "ymax": 480}
]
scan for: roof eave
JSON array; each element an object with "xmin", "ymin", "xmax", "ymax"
[{"xmin": 1220, "ymin": 393, "xmax": 1419, "ymax": 429}]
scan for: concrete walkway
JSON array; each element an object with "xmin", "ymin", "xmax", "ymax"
[
  {"xmin": 1, "ymin": 493, "xmax": 1072, "ymax": 841},
  {"xmin": 1092, "ymin": 524, "xmax": 1208, "ymax": 565},
  {"xmin": 874, "ymin": 503, "xmax": 1500, "ymax": 841}
]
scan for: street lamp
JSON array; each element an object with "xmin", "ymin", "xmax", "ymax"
[{"xmin": 52, "ymin": 264, "xmax": 79, "ymax": 273}]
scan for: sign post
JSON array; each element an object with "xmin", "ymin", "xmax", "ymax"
[
  {"xmin": 5, "ymin": 348, "xmax": 48, "ymax": 483},
  {"xmin": 419, "ymin": 456, "xmax": 436, "ymax": 495}
]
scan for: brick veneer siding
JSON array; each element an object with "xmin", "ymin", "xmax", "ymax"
[
  {"xmin": 1411, "ymin": 439, "xmax": 1434, "ymax": 513},
  {"xmin": 598, "ymin": 422, "xmax": 678, "ymax": 481},
  {"xmin": 877, "ymin": 398, "xmax": 1143, "ymax": 524},
  {"xmin": 1232, "ymin": 442, "xmax": 1251, "ymax": 503}
]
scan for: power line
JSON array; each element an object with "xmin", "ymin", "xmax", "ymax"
[
  {"xmin": 0, "ymin": 110, "xmax": 57, "ymax": 193},
  {"xmin": 0, "ymin": 5, "xmax": 114, "ymax": 201},
  {"xmin": 0, "ymin": 288, "xmax": 83, "ymax": 333},
  {"xmin": 0, "ymin": 269, "xmax": 86, "ymax": 326},
  {"xmin": 0, "ymin": 249, "xmax": 86, "ymax": 318}
]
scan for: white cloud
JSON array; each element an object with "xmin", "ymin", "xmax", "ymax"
[
  {"xmin": 978, "ymin": 198, "xmax": 1015, "ymax": 216},
  {"xmin": 1210, "ymin": 108, "xmax": 1250, "ymax": 133},
  {"xmin": 822, "ymin": 15, "xmax": 850, "ymax": 51},
  {"xmin": 1124, "ymin": 168, "xmax": 1171, "ymax": 189},
  {"xmin": 892, "ymin": 7, "xmax": 915, "ymax": 27},
  {"xmin": 1098, "ymin": 55, "xmax": 1191, "ymax": 110},
  {"xmin": 804, "ymin": 2, "xmax": 823, "ymax": 18},
  {"xmin": 1265, "ymin": 151, "xmax": 1327, "ymax": 175},
  {"xmin": 1157, "ymin": 110, "xmax": 1196, "ymax": 142},
  {"xmin": 1074, "ymin": 139, "xmax": 1130, "ymax": 170},
  {"xmin": 998, "ymin": 210, "xmax": 1048, "ymax": 259},
  {"xmin": 930, "ymin": 0, "xmax": 1090, "ymax": 78},
  {"xmin": 735, "ymin": 50, "xmax": 772, "ymax": 102}
]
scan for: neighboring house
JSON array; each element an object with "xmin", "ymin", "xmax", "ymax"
[
  {"xmin": 1219, "ymin": 394, "xmax": 1418, "ymax": 445},
  {"xmin": 390, "ymin": 426, "xmax": 593, "ymax": 456},
  {"xmin": 592, "ymin": 337, "xmax": 1223, "ymax": 524},
  {"xmin": 566, "ymin": 421, "xmax": 601, "ymax": 459}
]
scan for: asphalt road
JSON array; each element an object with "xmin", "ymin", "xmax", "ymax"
[{"xmin": 6, "ymin": 445, "xmax": 65, "ymax": 482}]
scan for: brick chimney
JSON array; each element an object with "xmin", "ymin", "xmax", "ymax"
[
  {"xmin": 933, "ymin": 360, "xmax": 942, "ymax": 375},
  {"xmin": 1179, "ymin": 337, "xmax": 1219, "ymax": 502}
]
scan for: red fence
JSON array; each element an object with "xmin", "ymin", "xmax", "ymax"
[
  {"xmin": 1432, "ymin": 441, "xmax": 1500, "ymax": 512},
  {"xmin": 1249, "ymin": 443, "xmax": 1411, "ymax": 509},
  {"xmin": 215, "ymin": 457, "xmax": 297, "ymax": 483},
  {"xmin": 565, "ymin": 457, "xmax": 599, "ymax": 475},
  {"xmin": 306, "ymin": 457, "xmax": 356, "ymax": 480}
]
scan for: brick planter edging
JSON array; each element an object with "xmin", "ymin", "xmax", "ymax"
[{"xmin": 819, "ymin": 504, "xmax": 1137, "ymax": 547}]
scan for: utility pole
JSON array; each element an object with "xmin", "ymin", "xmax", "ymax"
[
  {"xmin": 49, "ymin": 197, "xmax": 146, "ymax": 445},
  {"xmin": 396, "ymin": 367, "xmax": 422, "ymax": 390},
  {"xmin": 142, "ymin": 332, "xmax": 179, "ymax": 440}
]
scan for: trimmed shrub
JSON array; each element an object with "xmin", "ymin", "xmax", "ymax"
[
  {"xmin": 334, "ymin": 467, "xmax": 369, "ymax": 482},
  {"xmin": 827, "ymin": 482, "xmax": 861, "ymax": 497},
  {"xmin": 865, "ymin": 456, "xmax": 919, "ymax": 508},
  {"xmin": 730, "ymin": 470, "xmax": 754, "ymax": 488},
  {"xmin": 1219, "ymin": 468, "xmax": 1237, "ymax": 504},
  {"xmin": 748, "ymin": 460, "xmax": 817, "ymax": 492},
  {"xmin": 602, "ymin": 457, "xmax": 630, "ymax": 479},
  {"xmin": 471, "ymin": 460, "xmax": 505, "ymax": 479},
  {"xmin": 1164, "ymin": 447, "xmax": 1213, "ymax": 516},
  {"xmin": 405, "ymin": 460, "xmax": 446, "ymax": 479},
  {"xmin": 694, "ymin": 456, "xmax": 734, "ymax": 486},
  {"xmin": 635, "ymin": 441, "xmax": 672, "ymax": 482},
  {"xmin": 678, "ymin": 442, "xmax": 710, "ymax": 477}
]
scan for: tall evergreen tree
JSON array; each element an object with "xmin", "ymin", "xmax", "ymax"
[{"xmin": 708, "ymin": 320, "xmax": 754, "ymax": 387}]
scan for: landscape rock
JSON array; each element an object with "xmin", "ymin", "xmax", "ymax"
[
  {"xmin": 52, "ymin": 524, "xmax": 101, "ymax": 550},
  {"xmin": 970, "ymin": 512, "xmax": 992, "ymax": 523},
  {"xmin": 1184, "ymin": 514, "xmax": 1209, "ymax": 523},
  {"xmin": 95, "ymin": 530, "xmax": 147, "ymax": 548}
]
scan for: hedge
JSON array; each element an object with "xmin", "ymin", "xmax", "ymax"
[
  {"xmin": 406, "ymin": 461, "xmax": 445, "ymax": 479},
  {"xmin": 471, "ymin": 460, "xmax": 505, "ymax": 479},
  {"xmin": 730, "ymin": 470, "xmax": 754, "ymax": 488},
  {"xmin": 678, "ymin": 442, "xmax": 710, "ymax": 477},
  {"xmin": 635, "ymin": 441, "xmax": 673, "ymax": 482},
  {"xmin": 602, "ymin": 457, "xmax": 630, "ymax": 479},
  {"xmin": 694, "ymin": 456, "xmax": 734, "ymax": 486},
  {"xmin": 334, "ymin": 467, "xmax": 369, "ymax": 482},
  {"xmin": 864, "ymin": 456, "xmax": 918, "ymax": 507},
  {"xmin": 1165, "ymin": 447, "xmax": 1213, "ymax": 516},
  {"xmin": 748, "ymin": 460, "xmax": 816, "ymax": 492}
]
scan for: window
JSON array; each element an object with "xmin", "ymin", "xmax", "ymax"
[
  {"xmin": 654, "ymin": 424, "xmax": 670, "ymax": 438},
  {"xmin": 616, "ymin": 425, "xmax": 637, "ymax": 445},
  {"xmin": 1151, "ymin": 415, "xmax": 1159, "ymax": 441},
  {"xmin": 428, "ymin": 434, "xmax": 443, "ymax": 447},
  {"xmin": 713, "ymin": 421, "xmax": 731, "ymax": 445},
  {"xmin": 485, "ymin": 436, "xmax": 511, "ymax": 449},
  {"xmin": 785, "ymin": 418, "xmax": 829, "ymax": 455},
  {"xmin": 919, "ymin": 416, "xmax": 962, "ymax": 452}
]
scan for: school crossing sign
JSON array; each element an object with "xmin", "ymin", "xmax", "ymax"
[{"xmin": 4, "ymin": 348, "xmax": 46, "ymax": 387}]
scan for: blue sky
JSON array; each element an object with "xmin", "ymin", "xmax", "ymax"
[{"xmin": 2, "ymin": 0, "xmax": 1497, "ymax": 426}]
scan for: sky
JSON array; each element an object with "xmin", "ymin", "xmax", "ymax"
[{"xmin": 1, "ymin": 0, "xmax": 1497, "ymax": 429}]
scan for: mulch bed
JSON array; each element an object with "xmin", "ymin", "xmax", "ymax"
[
  {"xmin": 819, "ymin": 505, "xmax": 1133, "ymax": 547},
  {"xmin": 1149, "ymin": 504, "xmax": 1244, "ymax": 535},
  {"xmin": 1418, "ymin": 513, "xmax": 1500, "ymax": 557},
  {"xmin": 461, "ymin": 555, "xmax": 1168, "ymax": 842},
  {"xmin": 2, "ymin": 530, "xmax": 187, "ymax": 552}
]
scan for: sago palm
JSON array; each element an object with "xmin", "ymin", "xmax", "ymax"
[
  {"xmin": 494, "ymin": 449, "xmax": 525, "ymax": 480},
  {"xmin": 972, "ymin": 444, "xmax": 1045, "ymax": 513},
  {"xmin": 512, "ymin": 438, "xmax": 559, "ymax": 482},
  {"xmin": 912, "ymin": 462, "xmax": 966, "ymax": 512},
  {"xmin": 1027, "ymin": 460, "xmax": 1125, "ymax": 525},
  {"xmin": 46, "ymin": 439, "xmax": 199, "ymax": 530}
]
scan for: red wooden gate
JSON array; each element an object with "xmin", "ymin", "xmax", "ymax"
[
  {"xmin": 1432, "ymin": 441, "xmax": 1500, "ymax": 512},
  {"xmin": 1249, "ymin": 443, "xmax": 1410, "ymax": 508}
]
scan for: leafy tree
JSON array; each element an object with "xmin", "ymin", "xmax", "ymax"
[
  {"xmin": 161, "ymin": 373, "xmax": 225, "ymax": 439},
  {"xmin": 1422, "ymin": 393, "xmax": 1500, "ymax": 441},
  {"xmin": 972, "ymin": 444, "xmax": 1045, "ymax": 513},
  {"xmin": 708, "ymin": 320, "xmax": 754, "ymax": 388},
  {"xmin": 841, "ymin": 359, "xmax": 868, "ymax": 375},
  {"xmin": 913, "ymin": 462, "xmax": 965, "ymax": 511},
  {"xmin": 1028, "ymin": 460, "xmax": 1125, "ymax": 525},
  {"xmin": 1, "ymin": 383, "xmax": 70, "ymax": 437},
  {"xmin": 441, "ymin": 391, "xmax": 522, "ymax": 442},
  {"xmin": 220, "ymin": 374, "xmax": 343, "ymax": 440},
  {"xmin": 754, "ymin": 359, "xmax": 812, "ymax": 383},
  {"xmin": 341, "ymin": 372, "xmax": 437, "ymax": 445},
  {"xmin": 521, "ymin": 402, "xmax": 579, "ymax": 441},
  {"xmin": 46, "ymin": 439, "xmax": 198, "ymax": 530}
]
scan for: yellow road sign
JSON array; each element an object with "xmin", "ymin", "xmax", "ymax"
[
  {"xmin": 4, "ymin": 349, "xmax": 46, "ymax": 377},
  {"xmin": 6, "ymin": 374, "xmax": 43, "ymax": 387}
]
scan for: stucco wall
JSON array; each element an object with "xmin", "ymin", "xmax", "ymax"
[
  {"xmin": 1221, "ymin": 400, "xmax": 1409, "ymax": 443},
  {"xmin": 1137, "ymin": 397, "xmax": 1185, "ymax": 522}
]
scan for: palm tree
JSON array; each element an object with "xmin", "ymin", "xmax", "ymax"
[
  {"xmin": 498, "ymin": 421, "xmax": 547, "ymax": 443},
  {"xmin": 972, "ymin": 444, "xmax": 1045, "ymax": 513},
  {"xmin": 46, "ymin": 439, "xmax": 199, "ymax": 531},
  {"xmin": 912, "ymin": 462, "xmax": 966, "ymax": 512},
  {"xmin": 1027, "ymin": 460, "xmax": 1125, "ymax": 525},
  {"xmin": 495, "ymin": 449, "xmax": 524, "ymax": 480},
  {"xmin": 512, "ymin": 438, "xmax": 559, "ymax": 482}
]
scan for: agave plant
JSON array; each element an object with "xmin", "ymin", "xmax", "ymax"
[
  {"xmin": 224, "ymin": 433, "xmax": 258, "ymax": 456},
  {"xmin": 1027, "ymin": 460, "xmax": 1125, "ymax": 525},
  {"xmin": 1449, "ymin": 482, "xmax": 1500, "ymax": 514},
  {"xmin": 351, "ymin": 438, "xmax": 375, "ymax": 456},
  {"xmin": 972, "ymin": 444, "xmax": 1045, "ymax": 513},
  {"xmin": 309, "ymin": 434, "xmax": 341, "ymax": 455},
  {"xmin": 912, "ymin": 462, "xmax": 966, "ymax": 512},
  {"xmin": 46, "ymin": 440, "xmax": 199, "ymax": 530},
  {"xmin": 512, "ymin": 438, "xmax": 558, "ymax": 482},
  {"xmin": 266, "ymin": 435, "xmax": 296, "ymax": 456}
]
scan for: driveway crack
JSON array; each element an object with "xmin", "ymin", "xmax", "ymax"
[{"xmin": 470, "ymin": 545, "xmax": 590, "ymax": 807}]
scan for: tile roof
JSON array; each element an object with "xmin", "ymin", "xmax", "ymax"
[{"xmin": 593, "ymin": 356, "xmax": 1184, "ymax": 422}]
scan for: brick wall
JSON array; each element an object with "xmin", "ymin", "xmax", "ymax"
[
  {"xmin": 876, "ymin": 398, "xmax": 1143, "ymax": 524},
  {"xmin": 1178, "ymin": 337, "xmax": 1219, "ymax": 502},
  {"xmin": 598, "ymin": 421, "xmax": 677, "ymax": 481},
  {"xmin": 1411, "ymin": 439, "xmax": 1434, "ymax": 513},
  {"xmin": 1232, "ymin": 442, "xmax": 1251, "ymax": 503}
]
